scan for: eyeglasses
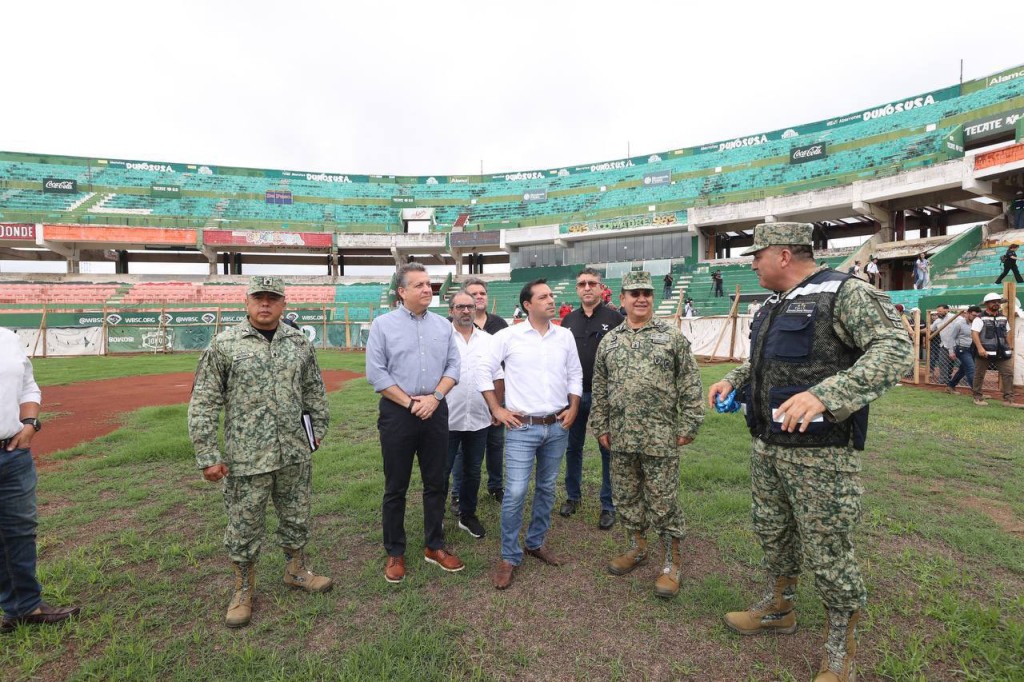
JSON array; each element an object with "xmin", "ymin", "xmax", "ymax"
[
  {"xmin": 576, "ymin": 281, "xmax": 601, "ymax": 289},
  {"xmin": 624, "ymin": 290, "xmax": 653, "ymax": 298},
  {"xmin": 452, "ymin": 304, "xmax": 475, "ymax": 311}
]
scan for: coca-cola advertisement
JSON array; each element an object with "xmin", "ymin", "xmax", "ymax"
[
  {"xmin": 790, "ymin": 143, "xmax": 828, "ymax": 164},
  {"xmin": 42, "ymin": 178, "xmax": 78, "ymax": 194}
]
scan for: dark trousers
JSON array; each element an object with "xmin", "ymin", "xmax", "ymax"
[
  {"xmin": 379, "ymin": 399, "xmax": 448, "ymax": 556},
  {"xmin": 995, "ymin": 262, "xmax": 1022, "ymax": 284},
  {"xmin": 450, "ymin": 423, "xmax": 504, "ymax": 499},
  {"xmin": 0, "ymin": 448, "xmax": 43, "ymax": 618},
  {"xmin": 445, "ymin": 429, "xmax": 488, "ymax": 517}
]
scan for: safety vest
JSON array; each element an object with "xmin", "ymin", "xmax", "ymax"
[
  {"xmin": 977, "ymin": 313, "xmax": 1011, "ymax": 358},
  {"xmin": 743, "ymin": 268, "xmax": 869, "ymax": 449}
]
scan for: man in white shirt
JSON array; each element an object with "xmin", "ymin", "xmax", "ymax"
[
  {"xmin": 444, "ymin": 293, "xmax": 502, "ymax": 540},
  {"xmin": 1, "ymin": 328, "xmax": 80, "ymax": 633},
  {"xmin": 929, "ymin": 304, "xmax": 957, "ymax": 385},
  {"xmin": 480, "ymin": 279, "xmax": 582, "ymax": 590},
  {"xmin": 865, "ymin": 257, "xmax": 879, "ymax": 288}
]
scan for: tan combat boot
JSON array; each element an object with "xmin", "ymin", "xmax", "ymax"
[
  {"xmin": 814, "ymin": 609, "xmax": 860, "ymax": 682},
  {"xmin": 283, "ymin": 548, "xmax": 333, "ymax": 593},
  {"xmin": 653, "ymin": 536, "xmax": 682, "ymax": 599},
  {"xmin": 724, "ymin": 574, "xmax": 798, "ymax": 635},
  {"xmin": 225, "ymin": 562, "xmax": 255, "ymax": 628},
  {"xmin": 607, "ymin": 532, "xmax": 648, "ymax": 576}
]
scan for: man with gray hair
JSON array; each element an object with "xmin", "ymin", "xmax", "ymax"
[{"xmin": 366, "ymin": 263, "xmax": 465, "ymax": 584}]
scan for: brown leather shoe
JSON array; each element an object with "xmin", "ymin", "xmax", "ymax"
[
  {"xmin": 525, "ymin": 545, "xmax": 563, "ymax": 566},
  {"xmin": 424, "ymin": 547, "xmax": 465, "ymax": 572},
  {"xmin": 493, "ymin": 560, "xmax": 516, "ymax": 589},
  {"xmin": 385, "ymin": 555, "xmax": 405, "ymax": 584},
  {"xmin": 1, "ymin": 603, "xmax": 81, "ymax": 633}
]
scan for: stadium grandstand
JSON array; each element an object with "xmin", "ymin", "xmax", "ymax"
[{"xmin": 1, "ymin": 61, "xmax": 1023, "ymax": 376}]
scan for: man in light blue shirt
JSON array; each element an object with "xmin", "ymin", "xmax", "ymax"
[{"xmin": 366, "ymin": 263, "xmax": 463, "ymax": 584}]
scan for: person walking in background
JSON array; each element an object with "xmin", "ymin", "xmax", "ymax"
[
  {"xmin": 946, "ymin": 306, "xmax": 980, "ymax": 394},
  {"xmin": 865, "ymin": 256, "xmax": 879, "ymax": 288},
  {"xmin": 559, "ymin": 268, "xmax": 623, "ymax": 530},
  {"xmin": 365, "ymin": 263, "xmax": 464, "ymax": 584},
  {"xmin": 480, "ymin": 279, "xmax": 582, "ymax": 590},
  {"xmin": 971, "ymin": 292, "xmax": 1023, "ymax": 408},
  {"xmin": 707, "ymin": 223, "xmax": 914, "ymax": 682},
  {"xmin": 591, "ymin": 272, "xmax": 704, "ymax": 599},
  {"xmin": 914, "ymin": 252, "xmax": 931, "ymax": 289},
  {"xmin": 994, "ymin": 243, "xmax": 1021, "ymax": 284},
  {"xmin": 189, "ymin": 276, "xmax": 332, "ymax": 628},
  {"xmin": 662, "ymin": 272, "xmax": 674, "ymax": 300},
  {"xmin": 0, "ymin": 327, "xmax": 81, "ymax": 635}
]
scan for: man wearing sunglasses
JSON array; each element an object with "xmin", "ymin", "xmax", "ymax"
[
  {"xmin": 591, "ymin": 271, "xmax": 704, "ymax": 598},
  {"xmin": 559, "ymin": 268, "xmax": 623, "ymax": 529}
]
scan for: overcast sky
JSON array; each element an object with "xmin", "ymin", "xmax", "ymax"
[{"xmin": 4, "ymin": 1, "xmax": 1023, "ymax": 178}]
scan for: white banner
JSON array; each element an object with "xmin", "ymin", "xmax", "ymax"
[
  {"xmin": 20, "ymin": 327, "xmax": 105, "ymax": 357},
  {"xmin": 678, "ymin": 315, "xmax": 752, "ymax": 359}
]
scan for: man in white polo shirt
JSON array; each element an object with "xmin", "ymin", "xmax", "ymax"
[{"xmin": 479, "ymin": 279, "xmax": 582, "ymax": 590}]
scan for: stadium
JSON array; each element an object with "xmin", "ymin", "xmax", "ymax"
[{"xmin": 1, "ymin": 43, "xmax": 1023, "ymax": 682}]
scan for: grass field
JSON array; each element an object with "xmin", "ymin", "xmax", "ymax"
[{"xmin": 3, "ymin": 351, "xmax": 1022, "ymax": 681}]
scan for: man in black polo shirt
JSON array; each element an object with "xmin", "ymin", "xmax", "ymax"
[{"xmin": 559, "ymin": 267, "xmax": 623, "ymax": 529}]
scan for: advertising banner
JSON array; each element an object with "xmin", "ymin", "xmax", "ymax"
[
  {"xmin": 265, "ymin": 190, "xmax": 293, "ymax": 205},
  {"xmin": 391, "ymin": 196, "xmax": 416, "ymax": 205},
  {"xmin": 101, "ymin": 159, "xmax": 193, "ymax": 174},
  {"xmin": 974, "ymin": 143, "xmax": 1024, "ymax": 171},
  {"xmin": 561, "ymin": 212, "xmax": 677, "ymax": 235},
  {"xmin": 790, "ymin": 142, "xmax": 828, "ymax": 164},
  {"xmin": 43, "ymin": 178, "xmax": 77, "ymax": 194},
  {"xmin": 522, "ymin": 189, "xmax": 547, "ymax": 203},
  {"xmin": 943, "ymin": 126, "xmax": 965, "ymax": 158},
  {"xmin": 0, "ymin": 223, "xmax": 36, "ymax": 240},
  {"xmin": 963, "ymin": 108, "xmax": 1024, "ymax": 146},
  {"xmin": 42, "ymin": 225, "xmax": 197, "ymax": 245},
  {"xmin": 201, "ymin": 230, "xmax": 332, "ymax": 248},
  {"xmin": 151, "ymin": 184, "xmax": 181, "ymax": 198},
  {"xmin": 643, "ymin": 171, "xmax": 671, "ymax": 186}
]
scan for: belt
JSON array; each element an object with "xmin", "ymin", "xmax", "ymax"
[
  {"xmin": 0, "ymin": 437, "xmax": 12, "ymax": 450},
  {"xmin": 521, "ymin": 414, "xmax": 559, "ymax": 426}
]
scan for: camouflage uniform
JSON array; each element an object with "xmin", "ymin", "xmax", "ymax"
[
  {"xmin": 591, "ymin": 286, "xmax": 704, "ymax": 539},
  {"xmin": 725, "ymin": 231, "xmax": 913, "ymax": 612},
  {"xmin": 188, "ymin": 306, "xmax": 329, "ymax": 564}
]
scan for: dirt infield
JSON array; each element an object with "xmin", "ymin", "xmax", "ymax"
[{"xmin": 34, "ymin": 370, "xmax": 362, "ymax": 458}]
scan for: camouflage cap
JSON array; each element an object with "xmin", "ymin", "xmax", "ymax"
[
  {"xmin": 740, "ymin": 222, "xmax": 814, "ymax": 256},
  {"xmin": 622, "ymin": 271, "xmax": 654, "ymax": 291},
  {"xmin": 247, "ymin": 275, "xmax": 286, "ymax": 296}
]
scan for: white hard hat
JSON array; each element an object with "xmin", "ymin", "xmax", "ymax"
[{"xmin": 982, "ymin": 293, "xmax": 1005, "ymax": 304}]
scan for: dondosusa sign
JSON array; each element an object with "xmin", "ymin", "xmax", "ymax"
[
  {"xmin": 790, "ymin": 143, "xmax": 827, "ymax": 164},
  {"xmin": 43, "ymin": 178, "xmax": 77, "ymax": 194}
]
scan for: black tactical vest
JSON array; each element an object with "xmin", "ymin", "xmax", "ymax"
[
  {"xmin": 743, "ymin": 268, "xmax": 869, "ymax": 449},
  {"xmin": 977, "ymin": 313, "xmax": 1011, "ymax": 358}
]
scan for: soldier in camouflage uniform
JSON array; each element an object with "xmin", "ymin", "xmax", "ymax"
[
  {"xmin": 188, "ymin": 276, "xmax": 332, "ymax": 628},
  {"xmin": 708, "ymin": 224, "xmax": 914, "ymax": 682},
  {"xmin": 591, "ymin": 271, "xmax": 704, "ymax": 599}
]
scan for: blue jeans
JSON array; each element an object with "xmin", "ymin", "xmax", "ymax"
[
  {"xmin": 500, "ymin": 423, "xmax": 569, "ymax": 565},
  {"xmin": 0, "ymin": 448, "xmax": 43, "ymax": 618},
  {"xmin": 564, "ymin": 392, "xmax": 614, "ymax": 512},
  {"xmin": 948, "ymin": 346, "xmax": 976, "ymax": 389},
  {"xmin": 446, "ymin": 429, "xmax": 488, "ymax": 517}
]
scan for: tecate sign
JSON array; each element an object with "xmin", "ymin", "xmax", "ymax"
[
  {"xmin": 43, "ymin": 178, "xmax": 77, "ymax": 194},
  {"xmin": 790, "ymin": 143, "xmax": 827, "ymax": 164},
  {"xmin": 0, "ymin": 223, "xmax": 36, "ymax": 240}
]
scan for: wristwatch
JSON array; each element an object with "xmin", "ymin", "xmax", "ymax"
[
  {"xmin": 432, "ymin": 390, "xmax": 445, "ymax": 401},
  {"xmin": 21, "ymin": 418, "xmax": 42, "ymax": 432}
]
